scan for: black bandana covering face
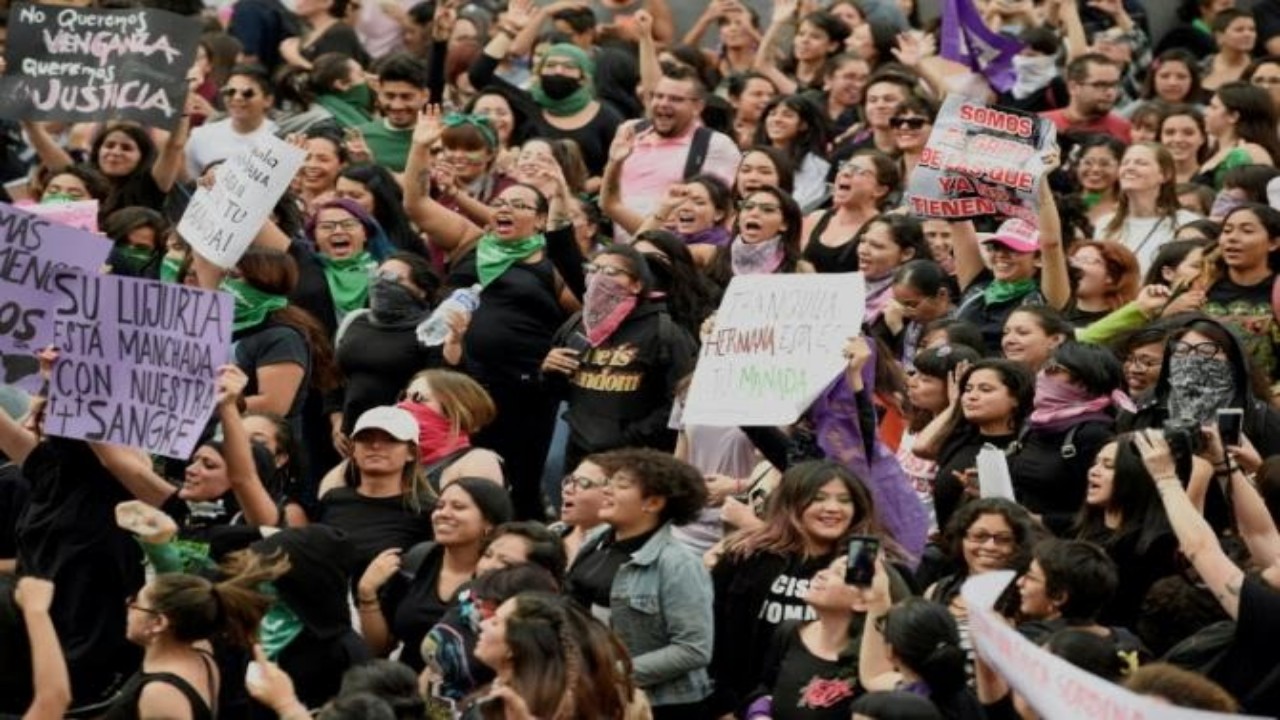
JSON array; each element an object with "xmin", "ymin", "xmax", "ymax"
[{"xmin": 1167, "ymin": 355, "xmax": 1237, "ymax": 425}]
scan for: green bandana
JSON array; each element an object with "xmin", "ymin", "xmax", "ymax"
[
  {"xmin": 41, "ymin": 192, "xmax": 78, "ymax": 204},
  {"xmin": 983, "ymin": 278, "xmax": 1038, "ymax": 306},
  {"xmin": 1192, "ymin": 18, "xmax": 1211, "ymax": 36},
  {"xmin": 476, "ymin": 233, "xmax": 546, "ymax": 287},
  {"xmin": 221, "ymin": 277, "xmax": 289, "ymax": 333},
  {"xmin": 317, "ymin": 85, "xmax": 375, "ymax": 128},
  {"xmin": 160, "ymin": 256, "xmax": 183, "ymax": 284},
  {"xmin": 530, "ymin": 43, "xmax": 595, "ymax": 116},
  {"xmin": 319, "ymin": 251, "xmax": 376, "ymax": 317},
  {"xmin": 443, "ymin": 112, "xmax": 498, "ymax": 149},
  {"xmin": 1081, "ymin": 190, "xmax": 1103, "ymax": 209}
]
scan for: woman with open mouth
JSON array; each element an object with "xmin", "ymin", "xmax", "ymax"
[
  {"xmin": 801, "ymin": 150, "xmax": 897, "ymax": 275},
  {"xmin": 706, "ymin": 185, "xmax": 809, "ymax": 288},
  {"xmin": 404, "ymin": 105, "xmax": 587, "ymax": 521},
  {"xmin": 605, "ymin": 174, "xmax": 735, "ymax": 268}
]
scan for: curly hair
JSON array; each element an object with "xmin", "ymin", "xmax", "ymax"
[{"xmin": 592, "ymin": 449, "xmax": 707, "ymax": 526}]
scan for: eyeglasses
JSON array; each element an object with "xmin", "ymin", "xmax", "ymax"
[
  {"xmin": 221, "ymin": 87, "xmax": 258, "ymax": 100},
  {"xmin": 837, "ymin": 163, "xmax": 877, "ymax": 178},
  {"xmin": 1170, "ymin": 340, "xmax": 1224, "ymax": 359},
  {"xmin": 583, "ymin": 263, "xmax": 634, "ymax": 278},
  {"xmin": 316, "ymin": 219, "xmax": 362, "ymax": 233},
  {"xmin": 562, "ymin": 473, "xmax": 609, "ymax": 491},
  {"xmin": 126, "ymin": 595, "xmax": 161, "ymax": 615},
  {"xmin": 489, "ymin": 198, "xmax": 537, "ymax": 212},
  {"xmin": 964, "ymin": 530, "xmax": 1015, "ymax": 546},
  {"xmin": 1124, "ymin": 354, "xmax": 1162, "ymax": 371},
  {"xmin": 738, "ymin": 200, "xmax": 781, "ymax": 213},
  {"xmin": 1078, "ymin": 159, "xmax": 1118, "ymax": 170},
  {"xmin": 889, "ymin": 116, "xmax": 929, "ymax": 130}
]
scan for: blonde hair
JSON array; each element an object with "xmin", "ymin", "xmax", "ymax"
[{"xmin": 410, "ymin": 368, "xmax": 497, "ymax": 437}]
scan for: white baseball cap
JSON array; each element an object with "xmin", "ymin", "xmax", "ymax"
[{"xmin": 351, "ymin": 406, "xmax": 419, "ymax": 442}]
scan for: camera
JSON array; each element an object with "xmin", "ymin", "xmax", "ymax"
[{"xmin": 1162, "ymin": 419, "xmax": 1205, "ymax": 461}]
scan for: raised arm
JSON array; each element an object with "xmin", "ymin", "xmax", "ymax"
[
  {"xmin": 403, "ymin": 106, "xmax": 484, "ymax": 252},
  {"xmin": 1037, "ymin": 153, "xmax": 1071, "ymax": 311},
  {"xmin": 20, "ymin": 121, "xmax": 75, "ymax": 173},
  {"xmin": 216, "ymin": 365, "xmax": 282, "ymax": 527},
  {"xmin": 951, "ymin": 220, "xmax": 986, "ymax": 293},
  {"xmin": 151, "ymin": 94, "xmax": 195, "ymax": 191},
  {"xmin": 1055, "ymin": 0, "xmax": 1089, "ymax": 63},
  {"xmin": 1135, "ymin": 430, "xmax": 1246, "ymax": 619},
  {"xmin": 600, "ymin": 123, "xmax": 646, "ymax": 235},
  {"xmin": 0, "ymin": 392, "xmax": 38, "ymax": 467},
  {"xmin": 90, "ymin": 443, "xmax": 178, "ymax": 508},
  {"xmin": 16, "ymin": 578, "xmax": 70, "ymax": 720},
  {"xmin": 753, "ymin": 0, "xmax": 800, "ymax": 95},
  {"xmin": 635, "ymin": 10, "xmax": 663, "ymax": 102},
  {"xmin": 857, "ymin": 558, "xmax": 900, "ymax": 690}
]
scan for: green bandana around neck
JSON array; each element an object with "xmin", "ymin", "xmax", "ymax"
[
  {"xmin": 983, "ymin": 278, "xmax": 1038, "ymax": 306},
  {"xmin": 318, "ymin": 86, "xmax": 375, "ymax": 127},
  {"xmin": 1081, "ymin": 190, "xmax": 1103, "ymax": 209},
  {"xmin": 319, "ymin": 251, "xmax": 376, "ymax": 317},
  {"xmin": 476, "ymin": 233, "xmax": 546, "ymax": 287},
  {"xmin": 221, "ymin": 277, "xmax": 289, "ymax": 333},
  {"xmin": 160, "ymin": 256, "xmax": 183, "ymax": 284},
  {"xmin": 530, "ymin": 44, "xmax": 595, "ymax": 116}
]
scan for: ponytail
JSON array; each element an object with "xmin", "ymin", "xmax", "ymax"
[
  {"xmin": 214, "ymin": 550, "xmax": 291, "ymax": 648},
  {"xmin": 882, "ymin": 599, "xmax": 969, "ymax": 702}
]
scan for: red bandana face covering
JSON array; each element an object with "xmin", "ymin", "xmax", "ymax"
[
  {"xmin": 582, "ymin": 274, "xmax": 638, "ymax": 347},
  {"xmin": 397, "ymin": 400, "xmax": 470, "ymax": 464}
]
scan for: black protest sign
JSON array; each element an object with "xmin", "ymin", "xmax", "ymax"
[{"xmin": 0, "ymin": 3, "xmax": 201, "ymax": 129}]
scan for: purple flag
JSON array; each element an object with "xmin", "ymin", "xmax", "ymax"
[
  {"xmin": 940, "ymin": 0, "xmax": 1025, "ymax": 94},
  {"xmin": 0, "ymin": 203, "xmax": 111, "ymax": 392}
]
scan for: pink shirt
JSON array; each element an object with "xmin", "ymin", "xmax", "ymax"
[
  {"xmin": 1039, "ymin": 109, "xmax": 1132, "ymax": 144},
  {"xmin": 616, "ymin": 122, "xmax": 741, "ymax": 241}
]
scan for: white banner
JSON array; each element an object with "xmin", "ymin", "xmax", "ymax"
[
  {"xmin": 178, "ymin": 134, "xmax": 305, "ymax": 269},
  {"xmin": 682, "ymin": 273, "xmax": 865, "ymax": 427},
  {"xmin": 962, "ymin": 572, "xmax": 1262, "ymax": 720}
]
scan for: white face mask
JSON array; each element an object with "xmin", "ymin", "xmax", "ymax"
[{"xmin": 1011, "ymin": 54, "xmax": 1058, "ymax": 99}]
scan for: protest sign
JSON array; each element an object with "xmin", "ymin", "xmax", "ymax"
[
  {"xmin": 0, "ymin": 203, "xmax": 110, "ymax": 391},
  {"xmin": 976, "ymin": 444, "xmax": 1016, "ymax": 500},
  {"xmin": 682, "ymin": 273, "xmax": 865, "ymax": 426},
  {"xmin": 0, "ymin": 3, "xmax": 201, "ymax": 129},
  {"xmin": 44, "ymin": 271, "xmax": 231, "ymax": 459},
  {"xmin": 24, "ymin": 199, "xmax": 100, "ymax": 233},
  {"xmin": 962, "ymin": 572, "xmax": 1262, "ymax": 720},
  {"xmin": 905, "ymin": 94, "xmax": 1056, "ymax": 224},
  {"xmin": 178, "ymin": 135, "xmax": 307, "ymax": 269}
]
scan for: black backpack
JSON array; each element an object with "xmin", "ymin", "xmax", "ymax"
[{"xmin": 633, "ymin": 121, "xmax": 714, "ymax": 181}]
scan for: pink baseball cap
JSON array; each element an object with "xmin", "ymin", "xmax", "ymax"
[{"xmin": 983, "ymin": 218, "xmax": 1040, "ymax": 254}]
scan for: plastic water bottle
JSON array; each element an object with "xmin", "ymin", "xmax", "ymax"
[{"xmin": 417, "ymin": 284, "xmax": 482, "ymax": 346}]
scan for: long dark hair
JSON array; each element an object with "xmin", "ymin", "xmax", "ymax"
[
  {"xmin": 237, "ymin": 248, "xmax": 341, "ymax": 391},
  {"xmin": 1072, "ymin": 434, "xmax": 1173, "ymax": 555},
  {"xmin": 942, "ymin": 359, "xmax": 1035, "ymax": 441},
  {"xmin": 1215, "ymin": 82, "xmax": 1280, "ymax": 165},
  {"xmin": 340, "ymin": 163, "xmax": 423, "ymax": 257},
  {"xmin": 881, "ymin": 598, "xmax": 974, "ymax": 716},
  {"xmin": 708, "ymin": 185, "xmax": 803, "ymax": 287},
  {"xmin": 634, "ymin": 230, "xmax": 719, "ymax": 339},
  {"xmin": 753, "ymin": 94, "xmax": 830, "ymax": 166},
  {"xmin": 1142, "ymin": 49, "xmax": 1202, "ymax": 103}
]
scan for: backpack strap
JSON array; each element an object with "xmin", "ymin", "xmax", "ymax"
[
  {"xmin": 401, "ymin": 540, "xmax": 438, "ymax": 582},
  {"xmin": 682, "ymin": 126, "xmax": 713, "ymax": 181},
  {"xmin": 655, "ymin": 311, "xmax": 676, "ymax": 366},
  {"xmin": 1060, "ymin": 424, "xmax": 1080, "ymax": 459}
]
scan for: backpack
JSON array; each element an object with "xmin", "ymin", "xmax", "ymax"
[{"xmin": 633, "ymin": 120, "xmax": 714, "ymax": 180}]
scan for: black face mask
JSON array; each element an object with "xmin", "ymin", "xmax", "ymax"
[
  {"xmin": 539, "ymin": 74, "xmax": 582, "ymax": 101},
  {"xmin": 368, "ymin": 277, "xmax": 428, "ymax": 326}
]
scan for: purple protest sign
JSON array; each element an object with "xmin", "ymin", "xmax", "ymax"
[
  {"xmin": 940, "ymin": 0, "xmax": 1024, "ymax": 94},
  {"xmin": 44, "ymin": 272, "xmax": 232, "ymax": 459},
  {"xmin": 0, "ymin": 202, "xmax": 110, "ymax": 392}
]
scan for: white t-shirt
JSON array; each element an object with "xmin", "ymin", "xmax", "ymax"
[
  {"xmin": 185, "ymin": 119, "xmax": 279, "ymax": 179},
  {"xmin": 1094, "ymin": 209, "xmax": 1202, "ymax": 273}
]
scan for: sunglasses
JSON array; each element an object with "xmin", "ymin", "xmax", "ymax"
[
  {"xmin": 889, "ymin": 116, "xmax": 928, "ymax": 130},
  {"xmin": 221, "ymin": 87, "xmax": 258, "ymax": 100}
]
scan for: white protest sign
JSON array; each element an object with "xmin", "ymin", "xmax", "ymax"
[
  {"xmin": 962, "ymin": 572, "xmax": 1263, "ymax": 720},
  {"xmin": 25, "ymin": 200, "xmax": 100, "ymax": 233},
  {"xmin": 977, "ymin": 444, "xmax": 1016, "ymax": 500},
  {"xmin": 682, "ymin": 273, "xmax": 865, "ymax": 426},
  {"xmin": 178, "ymin": 134, "xmax": 305, "ymax": 269}
]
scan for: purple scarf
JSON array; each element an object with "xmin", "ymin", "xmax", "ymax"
[
  {"xmin": 940, "ymin": 0, "xmax": 1024, "ymax": 93},
  {"xmin": 810, "ymin": 343, "xmax": 930, "ymax": 564},
  {"xmin": 683, "ymin": 226, "xmax": 732, "ymax": 247},
  {"xmin": 863, "ymin": 273, "xmax": 895, "ymax": 327}
]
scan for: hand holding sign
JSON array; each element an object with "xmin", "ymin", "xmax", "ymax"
[{"xmin": 215, "ymin": 364, "xmax": 249, "ymax": 408}]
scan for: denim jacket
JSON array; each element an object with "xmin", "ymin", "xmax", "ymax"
[{"xmin": 579, "ymin": 523, "xmax": 714, "ymax": 706}]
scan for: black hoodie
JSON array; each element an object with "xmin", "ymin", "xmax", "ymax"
[{"xmin": 546, "ymin": 303, "xmax": 697, "ymax": 464}]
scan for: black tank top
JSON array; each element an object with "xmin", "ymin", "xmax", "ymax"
[
  {"xmin": 802, "ymin": 211, "xmax": 859, "ymax": 273},
  {"xmin": 102, "ymin": 651, "xmax": 216, "ymax": 720}
]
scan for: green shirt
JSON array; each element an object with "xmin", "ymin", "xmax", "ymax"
[{"xmin": 356, "ymin": 120, "xmax": 414, "ymax": 173}]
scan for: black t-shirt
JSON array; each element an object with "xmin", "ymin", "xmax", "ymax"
[
  {"xmin": 762, "ymin": 622, "xmax": 859, "ymax": 720},
  {"xmin": 955, "ymin": 270, "xmax": 1045, "ymax": 355},
  {"xmin": 387, "ymin": 545, "xmax": 458, "ymax": 671},
  {"xmin": 233, "ymin": 321, "xmax": 311, "ymax": 423},
  {"xmin": 16, "ymin": 439, "xmax": 144, "ymax": 701},
  {"xmin": 336, "ymin": 313, "xmax": 442, "ymax": 434},
  {"xmin": 318, "ymin": 486, "xmax": 432, "ymax": 574},
  {"xmin": 1007, "ymin": 421, "xmax": 1113, "ymax": 535},
  {"xmin": 934, "ymin": 430, "xmax": 1018, "ymax": 531},
  {"xmin": 1205, "ymin": 275, "xmax": 1280, "ymax": 385},
  {"xmin": 108, "ymin": 171, "xmax": 167, "ymax": 218},
  {"xmin": 566, "ymin": 527, "xmax": 659, "ymax": 618},
  {"xmin": 532, "ymin": 103, "xmax": 626, "ymax": 177},
  {"xmin": 301, "ymin": 23, "xmax": 370, "ymax": 68},
  {"xmin": 449, "ymin": 251, "xmax": 565, "ymax": 387},
  {"xmin": 287, "ymin": 241, "xmax": 339, "ymax": 336},
  {"xmin": 1207, "ymin": 573, "xmax": 1280, "ymax": 714},
  {"xmin": 0, "ymin": 463, "xmax": 29, "ymax": 560}
]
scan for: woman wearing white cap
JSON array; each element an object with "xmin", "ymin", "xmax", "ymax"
[{"xmin": 317, "ymin": 406, "xmax": 435, "ymax": 574}]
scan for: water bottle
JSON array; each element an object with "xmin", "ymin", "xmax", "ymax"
[{"xmin": 417, "ymin": 284, "xmax": 482, "ymax": 346}]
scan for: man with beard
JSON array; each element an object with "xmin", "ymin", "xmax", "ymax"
[
  {"xmin": 354, "ymin": 53, "xmax": 430, "ymax": 173},
  {"xmin": 1040, "ymin": 53, "xmax": 1132, "ymax": 144},
  {"xmin": 614, "ymin": 65, "xmax": 741, "ymax": 241}
]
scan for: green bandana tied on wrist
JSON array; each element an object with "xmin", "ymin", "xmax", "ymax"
[
  {"xmin": 983, "ymin": 278, "xmax": 1038, "ymax": 306},
  {"xmin": 530, "ymin": 43, "xmax": 595, "ymax": 116},
  {"xmin": 320, "ymin": 251, "xmax": 377, "ymax": 318},
  {"xmin": 476, "ymin": 233, "xmax": 546, "ymax": 287},
  {"xmin": 222, "ymin": 277, "xmax": 289, "ymax": 333}
]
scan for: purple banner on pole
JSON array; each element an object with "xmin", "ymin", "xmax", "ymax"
[
  {"xmin": 0, "ymin": 202, "xmax": 110, "ymax": 392},
  {"xmin": 44, "ymin": 271, "xmax": 232, "ymax": 459},
  {"xmin": 939, "ymin": 0, "xmax": 1024, "ymax": 94}
]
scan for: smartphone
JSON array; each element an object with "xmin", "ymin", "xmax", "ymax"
[
  {"xmin": 1218, "ymin": 408, "xmax": 1244, "ymax": 448},
  {"xmin": 845, "ymin": 535, "xmax": 880, "ymax": 587},
  {"xmin": 565, "ymin": 331, "xmax": 591, "ymax": 354}
]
